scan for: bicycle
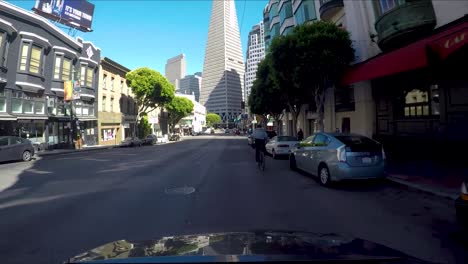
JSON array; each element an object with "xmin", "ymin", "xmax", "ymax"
[{"xmin": 257, "ymin": 148, "xmax": 266, "ymax": 171}]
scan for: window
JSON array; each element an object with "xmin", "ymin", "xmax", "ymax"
[
  {"xmin": 313, "ymin": 134, "xmax": 329, "ymax": 146},
  {"xmin": 102, "ymin": 96, "xmax": 106, "ymax": 111},
  {"xmin": 0, "ymin": 32, "xmax": 8, "ymax": 67},
  {"xmin": 0, "ymin": 137, "xmax": 8, "ymax": 146},
  {"xmin": 86, "ymin": 67, "xmax": 94, "ymax": 87},
  {"xmin": 19, "ymin": 43, "xmax": 29, "ymax": 71},
  {"xmin": 335, "ymin": 86, "xmax": 355, "ymax": 112},
  {"xmin": 378, "ymin": 0, "xmax": 404, "ymax": 15},
  {"xmin": 53, "ymin": 55, "xmax": 72, "ymax": 80},
  {"xmin": 120, "ymin": 80, "xmax": 124, "ymax": 92},
  {"xmin": 294, "ymin": 0, "xmax": 317, "ymax": 25},
  {"xmin": 62, "ymin": 58, "xmax": 71, "ymax": 81},
  {"xmin": 10, "ymin": 92, "xmax": 45, "ymax": 115},
  {"xmin": 0, "ymin": 90, "xmax": 5, "ymax": 112},
  {"xmin": 401, "ymin": 88, "xmax": 436, "ymax": 118},
  {"xmin": 103, "ymin": 74, "xmax": 107, "ymax": 89},
  {"xmin": 29, "ymin": 45, "xmax": 41, "ymax": 74},
  {"xmin": 110, "ymin": 97, "xmax": 114, "ymax": 112},
  {"xmin": 80, "ymin": 65, "xmax": 94, "ymax": 87},
  {"xmin": 110, "ymin": 77, "xmax": 114, "ymax": 91},
  {"xmin": 279, "ymin": 0, "xmax": 293, "ymax": 25}
]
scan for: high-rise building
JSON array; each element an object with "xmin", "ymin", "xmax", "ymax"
[
  {"xmin": 165, "ymin": 54, "xmax": 186, "ymax": 90},
  {"xmin": 244, "ymin": 22, "xmax": 265, "ymax": 102},
  {"xmin": 179, "ymin": 72, "xmax": 202, "ymax": 102},
  {"xmin": 200, "ymin": 0, "xmax": 245, "ymax": 122}
]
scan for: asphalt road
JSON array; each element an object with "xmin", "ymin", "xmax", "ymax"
[{"xmin": 0, "ymin": 136, "xmax": 466, "ymax": 263}]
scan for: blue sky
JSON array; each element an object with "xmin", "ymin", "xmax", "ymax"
[{"xmin": 9, "ymin": 0, "xmax": 267, "ymax": 75}]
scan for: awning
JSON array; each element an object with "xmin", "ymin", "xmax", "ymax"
[{"xmin": 341, "ymin": 18, "xmax": 468, "ymax": 86}]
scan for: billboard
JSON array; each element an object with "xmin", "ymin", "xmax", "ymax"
[{"xmin": 33, "ymin": 0, "xmax": 95, "ymax": 32}]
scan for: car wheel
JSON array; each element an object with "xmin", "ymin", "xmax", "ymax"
[
  {"xmin": 289, "ymin": 154, "xmax": 297, "ymax": 171},
  {"xmin": 272, "ymin": 149, "xmax": 277, "ymax": 159},
  {"xmin": 319, "ymin": 165, "xmax": 332, "ymax": 187},
  {"xmin": 22, "ymin": 150, "xmax": 32, "ymax": 161}
]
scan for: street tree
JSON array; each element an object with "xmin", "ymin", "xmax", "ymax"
[
  {"xmin": 248, "ymin": 54, "xmax": 286, "ymax": 133},
  {"xmin": 138, "ymin": 114, "xmax": 152, "ymax": 138},
  {"xmin": 126, "ymin": 67, "xmax": 175, "ymax": 133},
  {"xmin": 206, "ymin": 113, "xmax": 221, "ymax": 127},
  {"xmin": 268, "ymin": 35, "xmax": 307, "ymax": 136},
  {"xmin": 293, "ymin": 21, "xmax": 354, "ymax": 131},
  {"xmin": 166, "ymin": 96, "xmax": 194, "ymax": 133}
]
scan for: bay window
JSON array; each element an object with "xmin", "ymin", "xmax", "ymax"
[
  {"xmin": 19, "ymin": 42, "xmax": 44, "ymax": 75},
  {"xmin": 54, "ymin": 54, "xmax": 72, "ymax": 80},
  {"xmin": 80, "ymin": 64, "xmax": 95, "ymax": 87}
]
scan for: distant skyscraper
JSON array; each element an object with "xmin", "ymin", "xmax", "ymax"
[
  {"xmin": 200, "ymin": 0, "xmax": 244, "ymax": 122},
  {"xmin": 179, "ymin": 72, "xmax": 202, "ymax": 102},
  {"xmin": 244, "ymin": 21, "xmax": 265, "ymax": 102},
  {"xmin": 165, "ymin": 54, "xmax": 186, "ymax": 90}
]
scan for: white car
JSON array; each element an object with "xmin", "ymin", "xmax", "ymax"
[
  {"xmin": 265, "ymin": 136, "xmax": 299, "ymax": 159},
  {"xmin": 156, "ymin": 135, "xmax": 168, "ymax": 144}
]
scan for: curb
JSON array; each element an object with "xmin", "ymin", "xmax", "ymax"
[
  {"xmin": 385, "ymin": 175, "xmax": 459, "ymax": 200},
  {"xmin": 37, "ymin": 146, "xmax": 115, "ymax": 157}
]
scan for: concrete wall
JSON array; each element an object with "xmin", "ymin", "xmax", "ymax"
[{"xmin": 432, "ymin": 0, "xmax": 468, "ymax": 28}]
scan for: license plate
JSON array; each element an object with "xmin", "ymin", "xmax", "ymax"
[{"xmin": 362, "ymin": 157, "xmax": 372, "ymax": 164}]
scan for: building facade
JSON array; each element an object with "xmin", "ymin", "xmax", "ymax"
[
  {"xmin": 244, "ymin": 22, "xmax": 265, "ymax": 102},
  {"xmin": 98, "ymin": 57, "xmax": 136, "ymax": 146},
  {"xmin": 0, "ymin": 1, "xmax": 100, "ymax": 149},
  {"xmin": 165, "ymin": 54, "xmax": 186, "ymax": 91},
  {"xmin": 179, "ymin": 72, "xmax": 202, "ymax": 102},
  {"xmin": 176, "ymin": 93, "xmax": 206, "ymax": 135},
  {"xmin": 200, "ymin": 0, "xmax": 245, "ymax": 123},
  {"xmin": 265, "ymin": 0, "xmax": 468, "ymax": 162}
]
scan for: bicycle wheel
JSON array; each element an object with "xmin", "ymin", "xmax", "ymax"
[{"xmin": 260, "ymin": 152, "xmax": 266, "ymax": 171}]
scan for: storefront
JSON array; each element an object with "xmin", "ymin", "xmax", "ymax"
[{"xmin": 341, "ymin": 16, "xmax": 468, "ymax": 162}]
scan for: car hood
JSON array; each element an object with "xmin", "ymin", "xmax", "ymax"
[{"xmin": 67, "ymin": 231, "xmax": 428, "ymax": 263}]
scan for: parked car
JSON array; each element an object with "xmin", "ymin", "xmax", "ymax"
[
  {"xmin": 156, "ymin": 135, "xmax": 168, "ymax": 144},
  {"xmin": 289, "ymin": 133, "xmax": 386, "ymax": 186},
  {"xmin": 120, "ymin": 137, "xmax": 142, "ymax": 147},
  {"xmin": 169, "ymin": 133, "xmax": 180, "ymax": 141},
  {"xmin": 143, "ymin": 134, "xmax": 157, "ymax": 145},
  {"xmin": 455, "ymin": 180, "xmax": 468, "ymax": 231},
  {"xmin": 0, "ymin": 136, "xmax": 35, "ymax": 162},
  {"xmin": 265, "ymin": 136, "xmax": 299, "ymax": 159}
]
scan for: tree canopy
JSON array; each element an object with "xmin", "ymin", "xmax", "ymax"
[
  {"xmin": 206, "ymin": 113, "xmax": 221, "ymax": 127},
  {"xmin": 248, "ymin": 54, "xmax": 286, "ymax": 126},
  {"xmin": 255, "ymin": 21, "xmax": 354, "ymax": 134},
  {"xmin": 126, "ymin": 67, "xmax": 175, "ymax": 117},
  {"xmin": 166, "ymin": 96, "xmax": 194, "ymax": 132}
]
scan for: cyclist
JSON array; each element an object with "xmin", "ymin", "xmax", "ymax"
[{"xmin": 253, "ymin": 124, "xmax": 268, "ymax": 164}]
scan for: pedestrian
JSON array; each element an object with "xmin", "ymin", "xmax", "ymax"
[{"xmin": 297, "ymin": 128, "xmax": 304, "ymax": 141}]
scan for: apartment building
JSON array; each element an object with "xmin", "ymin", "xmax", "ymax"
[{"xmin": 98, "ymin": 57, "xmax": 136, "ymax": 145}]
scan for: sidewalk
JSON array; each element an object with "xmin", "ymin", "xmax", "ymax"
[
  {"xmin": 37, "ymin": 145, "xmax": 114, "ymax": 157},
  {"xmin": 385, "ymin": 161, "xmax": 467, "ymax": 200}
]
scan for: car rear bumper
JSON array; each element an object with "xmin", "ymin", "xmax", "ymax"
[
  {"xmin": 274, "ymin": 148, "xmax": 291, "ymax": 155},
  {"xmin": 330, "ymin": 163, "xmax": 385, "ymax": 181},
  {"xmin": 455, "ymin": 197, "xmax": 468, "ymax": 228}
]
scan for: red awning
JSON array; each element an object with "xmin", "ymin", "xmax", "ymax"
[{"xmin": 341, "ymin": 19, "xmax": 468, "ymax": 86}]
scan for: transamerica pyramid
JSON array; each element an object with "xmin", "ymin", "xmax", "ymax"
[{"xmin": 200, "ymin": 0, "xmax": 245, "ymax": 123}]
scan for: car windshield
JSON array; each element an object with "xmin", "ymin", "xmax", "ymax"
[{"xmin": 1, "ymin": 1, "xmax": 466, "ymax": 264}]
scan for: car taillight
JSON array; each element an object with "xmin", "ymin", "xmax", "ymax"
[
  {"xmin": 461, "ymin": 182, "xmax": 468, "ymax": 201},
  {"xmin": 278, "ymin": 144, "xmax": 289, "ymax": 148},
  {"xmin": 337, "ymin": 145, "xmax": 346, "ymax": 162}
]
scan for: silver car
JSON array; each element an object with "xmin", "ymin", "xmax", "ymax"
[
  {"xmin": 289, "ymin": 133, "xmax": 385, "ymax": 186},
  {"xmin": 0, "ymin": 136, "xmax": 35, "ymax": 162}
]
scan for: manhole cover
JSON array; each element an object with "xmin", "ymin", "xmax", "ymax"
[{"xmin": 165, "ymin": 186, "xmax": 195, "ymax": 195}]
